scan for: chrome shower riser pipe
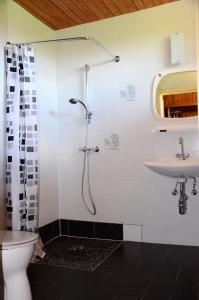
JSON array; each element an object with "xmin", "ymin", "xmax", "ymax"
[{"xmin": 79, "ymin": 64, "xmax": 98, "ymax": 215}]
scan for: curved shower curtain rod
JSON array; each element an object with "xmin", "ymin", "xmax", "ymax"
[{"xmin": 6, "ymin": 36, "xmax": 120, "ymax": 63}]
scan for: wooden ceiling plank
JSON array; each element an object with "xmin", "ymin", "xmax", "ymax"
[
  {"xmin": 142, "ymin": 0, "xmax": 156, "ymax": 8},
  {"xmin": 133, "ymin": 0, "xmax": 145, "ymax": 10},
  {"xmin": 122, "ymin": 0, "xmax": 137, "ymax": 11},
  {"xmin": 14, "ymin": 0, "xmax": 58, "ymax": 29},
  {"xmin": 49, "ymin": 0, "xmax": 84, "ymax": 25},
  {"xmin": 111, "ymin": 0, "xmax": 135, "ymax": 14},
  {"xmin": 81, "ymin": 0, "xmax": 113, "ymax": 19},
  {"xmin": 153, "ymin": 0, "xmax": 163, "ymax": 4},
  {"xmin": 17, "ymin": 0, "xmax": 73, "ymax": 28},
  {"xmin": 162, "ymin": 0, "xmax": 178, "ymax": 3},
  {"xmin": 51, "ymin": 0, "xmax": 98, "ymax": 24},
  {"xmin": 68, "ymin": 0, "xmax": 99, "ymax": 22},
  {"xmin": 100, "ymin": 0, "xmax": 121, "ymax": 16},
  {"xmin": 33, "ymin": 0, "xmax": 75, "ymax": 27}
]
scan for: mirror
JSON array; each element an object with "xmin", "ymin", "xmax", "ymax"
[{"xmin": 153, "ymin": 69, "xmax": 197, "ymax": 118}]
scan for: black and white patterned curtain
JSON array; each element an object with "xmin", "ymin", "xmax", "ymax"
[{"xmin": 6, "ymin": 45, "xmax": 38, "ymax": 232}]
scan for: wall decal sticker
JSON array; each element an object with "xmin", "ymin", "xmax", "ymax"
[
  {"xmin": 104, "ymin": 133, "xmax": 120, "ymax": 150},
  {"xmin": 120, "ymin": 84, "xmax": 136, "ymax": 101}
]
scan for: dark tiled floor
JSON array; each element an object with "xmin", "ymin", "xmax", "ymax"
[{"xmin": 28, "ymin": 239, "xmax": 199, "ymax": 300}]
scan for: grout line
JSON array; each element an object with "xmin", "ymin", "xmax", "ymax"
[
  {"xmin": 161, "ymin": 249, "xmax": 169, "ymax": 263},
  {"xmin": 91, "ymin": 240, "xmax": 124, "ymax": 271},
  {"xmin": 95, "ymin": 272, "xmax": 112, "ymax": 290},
  {"xmin": 175, "ymin": 264, "xmax": 182, "ymax": 281},
  {"xmin": 44, "ymin": 234, "xmax": 60, "ymax": 245},
  {"xmin": 140, "ymin": 278, "xmax": 152, "ymax": 300},
  {"xmin": 133, "ymin": 259, "xmax": 142, "ymax": 275},
  {"xmin": 59, "ymin": 219, "xmax": 61, "ymax": 236},
  {"xmin": 68, "ymin": 220, "xmax": 70, "ymax": 235},
  {"xmin": 60, "ymin": 234, "xmax": 123, "ymax": 242},
  {"xmin": 141, "ymin": 224, "xmax": 143, "ymax": 242},
  {"xmin": 94, "ymin": 222, "xmax": 96, "ymax": 238}
]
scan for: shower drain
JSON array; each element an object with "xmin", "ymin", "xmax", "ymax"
[{"xmin": 69, "ymin": 245, "xmax": 85, "ymax": 251}]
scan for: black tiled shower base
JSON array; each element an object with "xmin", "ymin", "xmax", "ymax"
[{"xmin": 37, "ymin": 235, "xmax": 123, "ymax": 271}]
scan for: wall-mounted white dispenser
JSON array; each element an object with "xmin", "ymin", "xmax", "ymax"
[{"xmin": 171, "ymin": 32, "xmax": 184, "ymax": 64}]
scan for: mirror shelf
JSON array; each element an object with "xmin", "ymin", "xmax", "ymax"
[{"xmin": 152, "ymin": 123, "xmax": 199, "ymax": 133}]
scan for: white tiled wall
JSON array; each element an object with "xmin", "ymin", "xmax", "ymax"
[{"xmin": 56, "ymin": 0, "xmax": 199, "ymax": 246}]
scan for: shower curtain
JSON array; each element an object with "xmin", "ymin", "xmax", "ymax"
[{"xmin": 6, "ymin": 44, "xmax": 38, "ymax": 232}]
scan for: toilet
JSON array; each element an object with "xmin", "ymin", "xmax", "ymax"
[{"xmin": 0, "ymin": 230, "xmax": 38, "ymax": 300}]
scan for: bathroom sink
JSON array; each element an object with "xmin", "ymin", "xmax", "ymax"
[{"xmin": 145, "ymin": 158, "xmax": 199, "ymax": 178}]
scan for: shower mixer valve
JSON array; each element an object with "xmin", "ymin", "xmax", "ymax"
[{"xmin": 79, "ymin": 146, "xmax": 100, "ymax": 153}]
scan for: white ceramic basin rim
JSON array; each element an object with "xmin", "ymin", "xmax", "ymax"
[{"xmin": 145, "ymin": 158, "xmax": 199, "ymax": 178}]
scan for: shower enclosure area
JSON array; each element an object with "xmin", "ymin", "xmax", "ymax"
[{"xmin": 56, "ymin": 38, "xmax": 122, "ymax": 223}]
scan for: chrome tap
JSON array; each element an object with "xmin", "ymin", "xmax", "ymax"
[{"xmin": 176, "ymin": 137, "xmax": 190, "ymax": 160}]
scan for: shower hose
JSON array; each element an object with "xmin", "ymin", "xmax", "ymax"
[{"xmin": 81, "ymin": 119, "xmax": 97, "ymax": 215}]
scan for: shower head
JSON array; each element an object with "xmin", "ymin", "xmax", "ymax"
[
  {"xmin": 68, "ymin": 98, "xmax": 88, "ymax": 113},
  {"xmin": 68, "ymin": 98, "xmax": 93, "ymax": 121}
]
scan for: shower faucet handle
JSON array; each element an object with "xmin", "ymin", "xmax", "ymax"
[{"xmin": 79, "ymin": 146, "xmax": 86, "ymax": 152}]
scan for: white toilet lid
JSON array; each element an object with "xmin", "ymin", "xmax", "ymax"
[{"xmin": 0, "ymin": 230, "xmax": 38, "ymax": 249}]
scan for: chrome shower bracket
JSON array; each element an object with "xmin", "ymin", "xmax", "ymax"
[{"xmin": 86, "ymin": 111, "xmax": 93, "ymax": 121}]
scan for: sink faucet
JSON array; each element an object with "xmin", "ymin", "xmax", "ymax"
[{"xmin": 176, "ymin": 137, "xmax": 190, "ymax": 160}]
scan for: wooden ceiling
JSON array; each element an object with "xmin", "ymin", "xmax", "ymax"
[{"xmin": 14, "ymin": 0, "xmax": 179, "ymax": 30}]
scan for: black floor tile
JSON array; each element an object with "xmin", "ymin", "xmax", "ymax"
[
  {"xmin": 184, "ymin": 246, "xmax": 199, "ymax": 265},
  {"xmin": 99, "ymin": 273, "xmax": 150, "ymax": 299},
  {"xmin": 135, "ymin": 261, "xmax": 180, "ymax": 280},
  {"xmin": 28, "ymin": 263, "xmax": 69, "ymax": 284},
  {"xmin": 31, "ymin": 282, "xmax": 70, "ymax": 300},
  {"xmin": 63, "ymin": 289, "xmax": 117, "ymax": 300},
  {"xmin": 56, "ymin": 269, "xmax": 109, "ymax": 291},
  {"xmin": 115, "ymin": 296, "xmax": 139, "ymax": 300},
  {"xmin": 131, "ymin": 243, "xmax": 168, "ymax": 264},
  {"xmin": 96, "ymin": 241, "xmax": 140, "ymax": 274},
  {"xmin": 179, "ymin": 265, "xmax": 199, "ymax": 282},
  {"xmin": 163, "ymin": 245, "xmax": 188, "ymax": 264},
  {"xmin": 96, "ymin": 257, "xmax": 139, "ymax": 274},
  {"xmin": 142, "ymin": 278, "xmax": 196, "ymax": 300}
]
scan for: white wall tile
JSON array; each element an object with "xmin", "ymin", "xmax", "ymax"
[
  {"xmin": 56, "ymin": 0, "xmax": 199, "ymax": 246},
  {"xmin": 124, "ymin": 224, "xmax": 142, "ymax": 242}
]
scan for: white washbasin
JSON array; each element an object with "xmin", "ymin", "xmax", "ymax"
[{"xmin": 145, "ymin": 158, "xmax": 199, "ymax": 178}]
